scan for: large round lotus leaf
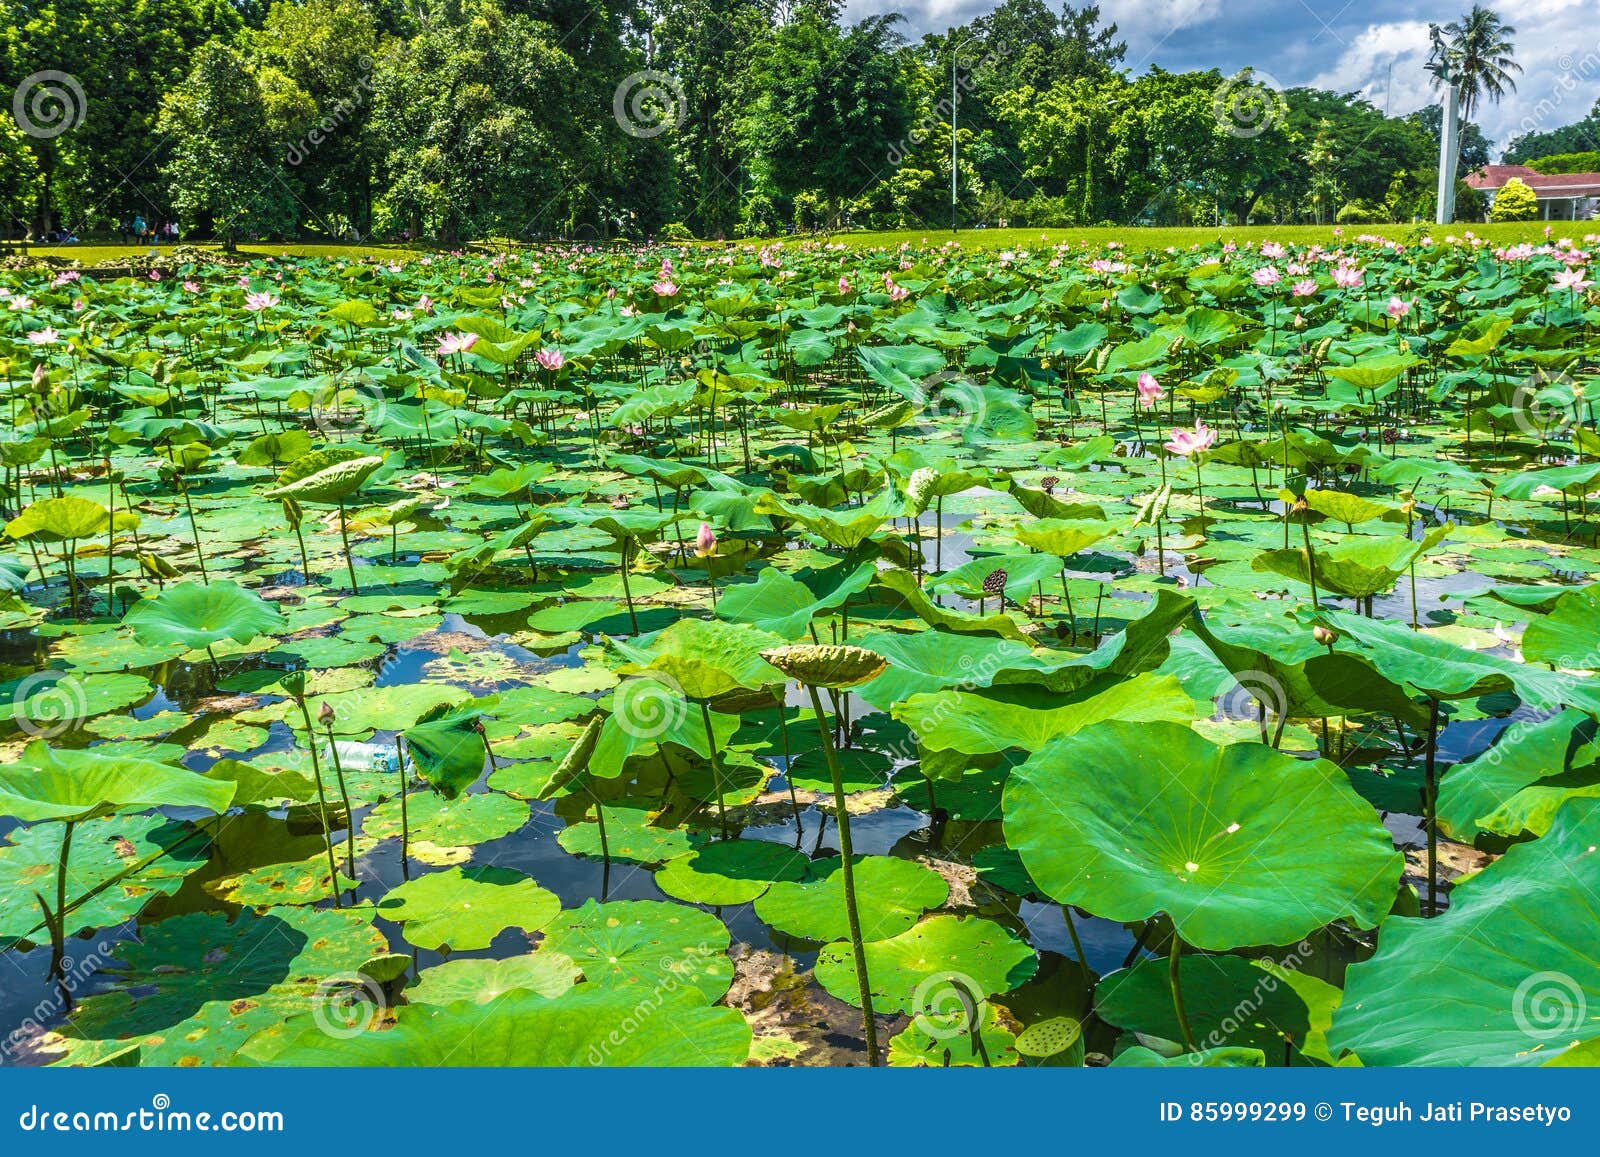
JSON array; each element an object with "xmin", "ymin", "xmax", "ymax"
[
  {"xmin": 1328, "ymin": 798, "xmax": 1600, "ymax": 1066},
  {"xmin": 239, "ymin": 984, "xmax": 752, "ymax": 1066},
  {"xmin": 1522, "ymin": 586, "xmax": 1600, "ymax": 668},
  {"xmin": 655, "ymin": 839, "xmax": 810, "ymax": 905},
  {"xmin": 55, "ymin": 997, "xmax": 288, "ymax": 1069},
  {"xmin": 816, "ymin": 914, "xmax": 1037, "ymax": 1013},
  {"xmin": 406, "ymin": 952, "xmax": 581, "ymax": 1005},
  {"xmin": 785, "ymin": 745, "xmax": 890, "ymax": 793},
  {"xmin": 555, "ymin": 806, "xmax": 702, "ymax": 864},
  {"xmin": 1095, "ymin": 953, "xmax": 1336, "ymax": 1061},
  {"xmin": 755, "ymin": 855, "xmax": 949, "ymax": 943},
  {"xmin": 0, "ymin": 815, "xmax": 207, "ymax": 942},
  {"xmin": 377, "ymin": 865, "xmax": 560, "ymax": 951},
  {"xmin": 0, "ymin": 740, "xmax": 236, "ymax": 823},
  {"xmin": 206, "ymin": 851, "xmax": 361, "ymax": 908},
  {"xmin": 122, "ymin": 580, "xmax": 282, "ymax": 649},
  {"xmin": 537, "ymin": 898, "xmax": 733, "ymax": 1003},
  {"xmin": 5, "ymin": 495, "xmax": 136, "ymax": 542},
  {"xmin": 363, "ymin": 790, "xmax": 527, "ymax": 847},
  {"xmin": 312, "ymin": 683, "xmax": 471, "ymax": 734},
  {"xmin": 1004, "ymin": 720, "xmax": 1402, "ymax": 950},
  {"xmin": 2, "ymin": 671, "xmax": 153, "ymax": 732},
  {"xmin": 66, "ymin": 906, "xmax": 387, "ymax": 1046},
  {"xmin": 610, "ymin": 617, "xmax": 786, "ymax": 699},
  {"xmin": 262, "ymin": 449, "xmax": 385, "ymax": 504}
]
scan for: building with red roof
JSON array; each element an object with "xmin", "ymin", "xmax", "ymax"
[{"xmin": 1464, "ymin": 164, "xmax": 1600, "ymax": 220}]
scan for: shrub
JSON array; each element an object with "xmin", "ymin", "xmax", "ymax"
[
  {"xmin": 1489, "ymin": 177, "xmax": 1538, "ymax": 221},
  {"xmin": 658, "ymin": 222, "xmax": 695, "ymax": 242},
  {"xmin": 1335, "ymin": 199, "xmax": 1388, "ymax": 225}
]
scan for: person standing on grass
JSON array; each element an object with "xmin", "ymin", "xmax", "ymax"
[{"xmin": 133, "ymin": 214, "xmax": 146, "ymax": 245}]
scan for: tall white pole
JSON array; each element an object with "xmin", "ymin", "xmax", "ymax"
[{"xmin": 1436, "ymin": 83, "xmax": 1459, "ymax": 225}]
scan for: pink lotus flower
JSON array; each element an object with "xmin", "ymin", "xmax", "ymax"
[
  {"xmin": 536, "ymin": 348, "xmax": 565, "ymax": 372},
  {"xmin": 1554, "ymin": 268, "xmax": 1592, "ymax": 292},
  {"xmin": 1136, "ymin": 373, "xmax": 1164, "ymax": 409},
  {"xmin": 1252, "ymin": 265, "xmax": 1280, "ymax": 288},
  {"xmin": 695, "ymin": 522, "xmax": 716, "ymax": 557},
  {"xmin": 237, "ymin": 275, "xmax": 251, "ymax": 289},
  {"xmin": 652, "ymin": 279, "xmax": 678, "ymax": 297},
  {"xmin": 27, "ymin": 327, "xmax": 58, "ymax": 345},
  {"xmin": 1386, "ymin": 296, "xmax": 1412, "ymax": 319},
  {"xmin": 244, "ymin": 292, "xmax": 278, "ymax": 312},
  {"xmin": 417, "ymin": 295, "xmax": 434, "ymax": 314},
  {"xmin": 1164, "ymin": 420, "xmax": 1217, "ymax": 457},
  {"xmin": 436, "ymin": 331, "xmax": 479, "ymax": 356},
  {"xmin": 886, "ymin": 279, "xmax": 908, "ymax": 302},
  {"xmin": 1291, "ymin": 278, "xmax": 1318, "ymax": 297},
  {"xmin": 1260, "ymin": 241, "xmax": 1286, "ymax": 260},
  {"xmin": 183, "ymin": 280, "xmax": 200, "ymax": 293},
  {"xmin": 147, "ymin": 270, "xmax": 161, "ymax": 281},
  {"xmin": 838, "ymin": 276, "xmax": 851, "ymax": 294},
  {"xmin": 1332, "ymin": 263, "xmax": 1363, "ymax": 289}
]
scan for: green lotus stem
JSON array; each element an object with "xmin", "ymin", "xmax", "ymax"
[
  {"xmin": 292, "ymin": 696, "xmax": 341, "ymax": 907},
  {"xmin": 1168, "ymin": 933, "xmax": 1199, "ymax": 1052},
  {"xmin": 336, "ymin": 496, "xmax": 360, "ymax": 593},
  {"xmin": 1061, "ymin": 904, "xmax": 1087, "ymax": 964},
  {"xmin": 1298, "ymin": 515, "xmax": 1320, "ymax": 609},
  {"xmin": 1423, "ymin": 696, "xmax": 1441, "ymax": 917},
  {"xmin": 805, "ymin": 682, "xmax": 879, "ymax": 1066},
  {"xmin": 45, "ymin": 819, "xmax": 76, "ymax": 995},
  {"xmin": 700, "ymin": 700, "xmax": 728, "ymax": 839},
  {"xmin": 394, "ymin": 734, "xmax": 410, "ymax": 881},
  {"xmin": 178, "ymin": 482, "xmax": 208, "ymax": 584},
  {"xmin": 323, "ymin": 721, "xmax": 358, "ymax": 882},
  {"xmin": 104, "ymin": 462, "xmax": 115, "ymax": 609},
  {"xmin": 776, "ymin": 703, "xmax": 801, "ymax": 830},
  {"xmin": 618, "ymin": 537, "xmax": 639, "ymax": 634}
]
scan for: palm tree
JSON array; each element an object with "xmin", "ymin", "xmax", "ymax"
[{"xmin": 1428, "ymin": 7, "xmax": 1520, "ymax": 221}]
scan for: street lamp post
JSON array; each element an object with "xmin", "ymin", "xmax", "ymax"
[{"xmin": 949, "ymin": 32, "xmax": 979, "ymax": 233}]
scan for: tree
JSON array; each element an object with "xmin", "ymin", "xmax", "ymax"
[
  {"xmin": 1431, "ymin": 6, "xmax": 1521, "ymax": 122},
  {"xmin": 744, "ymin": 12, "xmax": 912, "ymax": 226},
  {"xmin": 1488, "ymin": 175, "xmax": 1537, "ymax": 220},
  {"xmin": 0, "ymin": 118, "xmax": 40, "ymax": 238},
  {"xmin": 1505, "ymin": 100, "xmax": 1600, "ymax": 164},
  {"xmin": 158, "ymin": 41, "xmax": 306, "ymax": 248},
  {"xmin": 1407, "ymin": 102, "xmax": 1491, "ymax": 171}
]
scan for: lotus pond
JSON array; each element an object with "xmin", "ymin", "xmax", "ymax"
[{"xmin": 2, "ymin": 232, "xmax": 1599, "ymax": 1068}]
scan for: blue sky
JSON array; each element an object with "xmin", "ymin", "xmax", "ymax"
[{"xmin": 845, "ymin": 0, "xmax": 1600, "ymax": 158}]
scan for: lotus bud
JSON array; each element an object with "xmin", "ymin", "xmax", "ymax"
[
  {"xmin": 760, "ymin": 644, "xmax": 888, "ymax": 689},
  {"xmin": 1574, "ymin": 383, "xmax": 1586, "ymax": 400},
  {"xmin": 319, "ymin": 701, "xmax": 336, "ymax": 726},
  {"xmin": 1312, "ymin": 625, "xmax": 1337, "ymax": 647},
  {"xmin": 695, "ymin": 521, "xmax": 716, "ymax": 557},
  {"xmin": 1291, "ymin": 498, "xmax": 1308, "ymax": 516}
]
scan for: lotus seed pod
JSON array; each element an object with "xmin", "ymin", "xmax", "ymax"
[
  {"xmin": 905, "ymin": 466, "xmax": 938, "ymax": 511},
  {"xmin": 1313, "ymin": 625, "xmax": 1337, "ymax": 646},
  {"xmin": 759, "ymin": 644, "xmax": 888, "ymax": 689},
  {"xmin": 982, "ymin": 568, "xmax": 1009, "ymax": 597}
]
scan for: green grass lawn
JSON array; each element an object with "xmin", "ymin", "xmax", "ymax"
[
  {"xmin": 9, "ymin": 219, "xmax": 1594, "ymax": 268},
  {"xmin": 805, "ymin": 221, "xmax": 1598, "ymax": 252}
]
